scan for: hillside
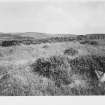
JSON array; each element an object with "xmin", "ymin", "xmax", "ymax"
[
  {"xmin": 0, "ymin": 32, "xmax": 105, "ymax": 95},
  {"xmin": 0, "ymin": 33, "xmax": 105, "ymax": 47}
]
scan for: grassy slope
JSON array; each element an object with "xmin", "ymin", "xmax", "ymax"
[{"xmin": 0, "ymin": 33, "xmax": 105, "ymax": 95}]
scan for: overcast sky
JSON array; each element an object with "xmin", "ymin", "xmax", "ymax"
[{"xmin": 0, "ymin": 1, "xmax": 105, "ymax": 34}]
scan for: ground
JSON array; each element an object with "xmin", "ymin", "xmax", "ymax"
[{"xmin": 0, "ymin": 34, "xmax": 105, "ymax": 95}]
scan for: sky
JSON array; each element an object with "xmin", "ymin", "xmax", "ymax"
[{"xmin": 0, "ymin": 1, "xmax": 105, "ymax": 34}]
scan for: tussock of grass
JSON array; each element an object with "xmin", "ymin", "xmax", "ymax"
[
  {"xmin": 69, "ymin": 55, "xmax": 105, "ymax": 91},
  {"xmin": 80, "ymin": 40, "xmax": 98, "ymax": 46},
  {"xmin": 42, "ymin": 45, "xmax": 49, "ymax": 49},
  {"xmin": 31, "ymin": 56, "xmax": 72, "ymax": 87},
  {"xmin": 70, "ymin": 55, "xmax": 105, "ymax": 75},
  {"xmin": 64, "ymin": 48, "xmax": 78, "ymax": 56}
]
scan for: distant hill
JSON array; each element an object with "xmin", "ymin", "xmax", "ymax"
[
  {"xmin": 12, "ymin": 32, "xmax": 51, "ymax": 39},
  {"xmin": 13, "ymin": 32, "xmax": 77, "ymax": 39},
  {"xmin": 0, "ymin": 33, "xmax": 35, "ymax": 41},
  {"xmin": 0, "ymin": 32, "xmax": 77, "ymax": 41},
  {"xmin": 85, "ymin": 34, "xmax": 105, "ymax": 40},
  {"xmin": 0, "ymin": 32, "xmax": 105, "ymax": 41},
  {"xmin": 76, "ymin": 34, "xmax": 105, "ymax": 40}
]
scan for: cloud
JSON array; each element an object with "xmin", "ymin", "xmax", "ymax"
[
  {"xmin": 0, "ymin": 2, "xmax": 105, "ymax": 34},
  {"xmin": 35, "ymin": 5, "xmax": 90, "ymax": 34}
]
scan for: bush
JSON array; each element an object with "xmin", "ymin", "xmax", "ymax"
[
  {"xmin": 64, "ymin": 48, "xmax": 78, "ymax": 56},
  {"xmin": 69, "ymin": 55, "xmax": 98, "ymax": 79},
  {"xmin": 70, "ymin": 55, "xmax": 105, "ymax": 74},
  {"xmin": 31, "ymin": 56, "xmax": 72, "ymax": 87},
  {"xmin": 42, "ymin": 45, "xmax": 49, "ymax": 49},
  {"xmin": 1, "ymin": 40, "xmax": 20, "ymax": 47},
  {"xmin": 69, "ymin": 55, "xmax": 105, "ymax": 87},
  {"xmin": 80, "ymin": 40, "xmax": 98, "ymax": 45}
]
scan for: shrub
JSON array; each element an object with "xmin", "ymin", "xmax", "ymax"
[
  {"xmin": 69, "ymin": 55, "xmax": 105, "ymax": 87},
  {"xmin": 64, "ymin": 48, "xmax": 78, "ymax": 56},
  {"xmin": 42, "ymin": 45, "xmax": 49, "ymax": 49},
  {"xmin": 1, "ymin": 40, "xmax": 19, "ymax": 47},
  {"xmin": 31, "ymin": 56, "xmax": 72, "ymax": 87},
  {"xmin": 80, "ymin": 40, "xmax": 98, "ymax": 45},
  {"xmin": 69, "ymin": 55, "xmax": 98, "ymax": 80},
  {"xmin": 89, "ymin": 41, "xmax": 98, "ymax": 45}
]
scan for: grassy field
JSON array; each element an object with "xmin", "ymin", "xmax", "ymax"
[{"xmin": 0, "ymin": 33, "xmax": 105, "ymax": 95}]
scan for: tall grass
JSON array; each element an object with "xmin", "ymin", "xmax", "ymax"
[
  {"xmin": 64, "ymin": 48, "xmax": 78, "ymax": 56},
  {"xmin": 0, "ymin": 54, "xmax": 105, "ymax": 95},
  {"xmin": 31, "ymin": 55, "xmax": 105, "ymax": 95},
  {"xmin": 31, "ymin": 56, "xmax": 72, "ymax": 87}
]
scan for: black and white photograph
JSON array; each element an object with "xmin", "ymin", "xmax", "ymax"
[{"xmin": 0, "ymin": 0, "xmax": 105, "ymax": 96}]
